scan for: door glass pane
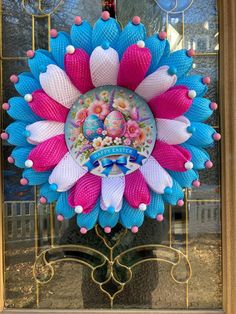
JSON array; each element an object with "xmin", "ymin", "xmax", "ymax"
[{"xmin": 1, "ymin": 0, "xmax": 221, "ymax": 310}]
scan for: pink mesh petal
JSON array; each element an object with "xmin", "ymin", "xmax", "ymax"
[
  {"xmin": 156, "ymin": 116, "xmax": 191, "ymax": 145},
  {"xmin": 148, "ymin": 85, "xmax": 192, "ymax": 119},
  {"xmin": 64, "ymin": 48, "xmax": 94, "ymax": 94},
  {"xmin": 29, "ymin": 134, "xmax": 68, "ymax": 172},
  {"xmin": 39, "ymin": 64, "xmax": 80, "ymax": 109},
  {"xmin": 49, "ymin": 152, "xmax": 87, "ymax": 192},
  {"xmin": 68, "ymin": 173, "xmax": 101, "ymax": 213},
  {"xmin": 90, "ymin": 46, "xmax": 119, "ymax": 87},
  {"xmin": 100, "ymin": 177, "xmax": 125, "ymax": 212},
  {"xmin": 135, "ymin": 66, "xmax": 177, "ymax": 101},
  {"xmin": 29, "ymin": 90, "xmax": 69, "ymax": 122},
  {"xmin": 26, "ymin": 121, "xmax": 64, "ymax": 145},
  {"xmin": 117, "ymin": 44, "xmax": 151, "ymax": 91},
  {"xmin": 124, "ymin": 170, "xmax": 150, "ymax": 208},
  {"xmin": 174, "ymin": 145, "xmax": 192, "ymax": 161},
  {"xmin": 152, "ymin": 140, "xmax": 191, "ymax": 172},
  {"xmin": 140, "ymin": 156, "xmax": 173, "ymax": 194}
]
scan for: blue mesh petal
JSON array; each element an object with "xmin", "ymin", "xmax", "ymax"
[
  {"xmin": 168, "ymin": 169, "xmax": 199, "ymax": 188},
  {"xmin": 98, "ymin": 209, "xmax": 119, "ymax": 228},
  {"xmin": 7, "ymin": 97, "xmax": 40, "ymax": 123},
  {"xmin": 145, "ymin": 190, "xmax": 164, "ymax": 219},
  {"xmin": 50, "ymin": 31, "xmax": 71, "ymax": 69},
  {"xmin": 70, "ymin": 20, "xmax": 93, "ymax": 55},
  {"xmin": 185, "ymin": 122, "xmax": 215, "ymax": 147},
  {"xmin": 22, "ymin": 168, "xmax": 51, "ymax": 185},
  {"xmin": 120, "ymin": 200, "xmax": 144, "ymax": 229},
  {"xmin": 116, "ymin": 21, "xmax": 146, "ymax": 59},
  {"xmin": 163, "ymin": 179, "xmax": 184, "ymax": 205},
  {"xmin": 145, "ymin": 34, "xmax": 167, "ymax": 75},
  {"xmin": 5, "ymin": 121, "xmax": 30, "ymax": 146},
  {"xmin": 28, "ymin": 49, "xmax": 56, "ymax": 79},
  {"xmin": 56, "ymin": 191, "xmax": 75, "ymax": 219},
  {"xmin": 77, "ymin": 201, "xmax": 99, "ymax": 230},
  {"xmin": 39, "ymin": 182, "xmax": 60, "ymax": 203},
  {"xmin": 176, "ymin": 75, "xmax": 208, "ymax": 97},
  {"xmin": 14, "ymin": 72, "xmax": 41, "ymax": 96},
  {"xmin": 11, "ymin": 146, "xmax": 33, "ymax": 168},
  {"xmin": 158, "ymin": 49, "xmax": 193, "ymax": 78},
  {"xmin": 182, "ymin": 144, "xmax": 210, "ymax": 170},
  {"xmin": 184, "ymin": 97, "xmax": 213, "ymax": 122},
  {"xmin": 92, "ymin": 17, "xmax": 121, "ymax": 50},
  {"xmin": 163, "ymin": 40, "xmax": 170, "ymax": 56}
]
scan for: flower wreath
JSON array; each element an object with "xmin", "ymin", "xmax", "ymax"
[{"xmin": 1, "ymin": 12, "xmax": 220, "ymax": 234}]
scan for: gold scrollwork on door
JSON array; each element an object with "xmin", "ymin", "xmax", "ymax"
[
  {"xmin": 21, "ymin": 0, "xmax": 64, "ymax": 17},
  {"xmin": 33, "ymin": 226, "xmax": 192, "ymax": 307}
]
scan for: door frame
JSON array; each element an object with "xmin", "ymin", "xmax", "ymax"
[{"xmin": 0, "ymin": 0, "xmax": 235, "ymax": 313}]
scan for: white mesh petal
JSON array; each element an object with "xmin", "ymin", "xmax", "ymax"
[
  {"xmin": 48, "ymin": 152, "xmax": 87, "ymax": 192},
  {"xmin": 156, "ymin": 116, "xmax": 191, "ymax": 145},
  {"xmin": 39, "ymin": 64, "xmax": 80, "ymax": 109},
  {"xmin": 90, "ymin": 46, "xmax": 119, "ymax": 87},
  {"xmin": 26, "ymin": 121, "xmax": 64, "ymax": 145},
  {"xmin": 135, "ymin": 66, "xmax": 177, "ymax": 101},
  {"xmin": 140, "ymin": 156, "xmax": 173, "ymax": 194},
  {"xmin": 100, "ymin": 176, "xmax": 125, "ymax": 212}
]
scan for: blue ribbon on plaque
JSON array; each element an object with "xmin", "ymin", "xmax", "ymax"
[
  {"xmin": 84, "ymin": 146, "xmax": 145, "ymax": 174},
  {"xmin": 101, "ymin": 156, "xmax": 130, "ymax": 176}
]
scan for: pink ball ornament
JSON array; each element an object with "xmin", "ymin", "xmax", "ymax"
[
  {"xmin": 20, "ymin": 178, "xmax": 28, "ymax": 185},
  {"xmin": 74, "ymin": 16, "xmax": 82, "ymax": 25},
  {"xmin": 213, "ymin": 133, "xmax": 221, "ymax": 141},
  {"xmin": 80, "ymin": 227, "xmax": 88, "ymax": 234},
  {"xmin": 26, "ymin": 50, "xmax": 35, "ymax": 58},
  {"xmin": 131, "ymin": 225, "xmax": 139, "ymax": 233},
  {"xmin": 158, "ymin": 31, "xmax": 167, "ymax": 40},
  {"xmin": 39, "ymin": 196, "xmax": 47, "ymax": 204},
  {"xmin": 210, "ymin": 102, "xmax": 218, "ymax": 110},
  {"xmin": 202, "ymin": 76, "xmax": 211, "ymax": 85},
  {"xmin": 10, "ymin": 74, "xmax": 19, "ymax": 84},
  {"xmin": 101, "ymin": 11, "xmax": 110, "ymax": 21},
  {"xmin": 1, "ymin": 132, "xmax": 9, "ymax": 140},
  {"xmin": 205, "ymin": 160, "xmax": 213, "ymax": 169},
  {"xmin": 104, "ymin": 226, "xmax": 111, "ymax": 234},
  {"xmin": 2, "ymin": 103, "xmax": 9, "ymax": 110},
  {"xmin": 187, "ymin": 48, "xmax": 196, "ymax": 57},
  {"xmin": 7, "ymin": 156, "xmax": 14, "ymax": 164},
  {"xmin": 177, "ymin": 199, "xmax": 184, "ymax": 207},
  {"xmin": 50, "ymin": 29, "xmax": 58, "ymax": 38},
  {"xmin": 156, "ymin": 214, "xmax": 164, "ymax": 222},
  {"xmin": 132, "ymin": 16, "xmax": 141, "ymax": 25},
  {"xmin": 192, "ymin": 180, "xmax": 201, "ymax": 187},
  {"xmin": 57, "ymin": 214, "xmax": 64, "ymax": 222}
]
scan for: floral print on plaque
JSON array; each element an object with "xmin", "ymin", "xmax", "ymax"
[{"xmin": 65, "ymin": 85, "xmax": 156, "ymax": 177}]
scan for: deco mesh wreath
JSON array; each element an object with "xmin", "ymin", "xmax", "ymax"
[{"xmin": 2, "ymin": 12, "xmax": 220, "ymax": 234}]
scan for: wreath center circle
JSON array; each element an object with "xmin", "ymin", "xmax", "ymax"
[{"xmin": 65, "ymin": 85, "xmax": 156, "ymax": 177}]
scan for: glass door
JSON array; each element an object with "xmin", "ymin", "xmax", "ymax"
[{"xmin": 0, "ymin": 0, "xmax": 222, "ymax": 311}]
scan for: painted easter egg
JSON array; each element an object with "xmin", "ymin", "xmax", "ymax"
[
  {"xmin": 83, "ymin": 114, "xmax": 104, "ymax": 141},
  {"xmin": 104, "ymin": 111, "xmax": 126, "ymax": 139}
]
